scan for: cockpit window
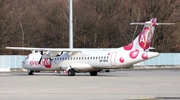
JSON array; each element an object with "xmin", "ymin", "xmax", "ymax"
[{"xmin": 25, "ymin": 56, "xmax": 29, "ymax": 59}]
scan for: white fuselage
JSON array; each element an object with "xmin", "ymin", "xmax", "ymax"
[{"xmin": 22, "ymin": 48, "xmax": 159, "ymax": 72}]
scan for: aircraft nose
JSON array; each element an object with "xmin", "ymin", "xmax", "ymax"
[{"xmin": 22, "ymin": 59, "xmax": 28, "ymax": 69}]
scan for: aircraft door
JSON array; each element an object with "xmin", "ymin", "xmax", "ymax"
[{"xmin": 110, "ymin": 52, "xmax": 117, "ymax": 66}]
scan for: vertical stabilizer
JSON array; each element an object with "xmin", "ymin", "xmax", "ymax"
[{"xmin": 123, "ymin": 18, "xmax": 174, "ymax": 52}]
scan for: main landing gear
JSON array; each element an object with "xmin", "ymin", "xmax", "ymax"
[
  {"xmin": 68, "ymin": 69, "xmax": 75, "ymax": 76},
  {"xmin": 90, "ymin": 71, "xmax": 97, "ymax": 76},
  {"xmin": 28, "ymin": 70, "xmax": 34, "ymax": 75}
]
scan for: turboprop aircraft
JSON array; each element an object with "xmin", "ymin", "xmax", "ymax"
[{"xmin": 6, "ymin": 18, "xmax": 174, "ymax": 76}]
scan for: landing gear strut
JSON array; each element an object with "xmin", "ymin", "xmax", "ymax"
[
  {"xmin": 28, "ymin": 70, "xmax": 34, "ymax": 75},
  {"xmin": 90, "ymin": 71, "xmax": 97, "ymax": 76},
  {"xmin": 68, "ymin": 69, "xmax": 75, "ymax": 76}
]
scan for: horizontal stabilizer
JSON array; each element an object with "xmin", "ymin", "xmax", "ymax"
[
  {"xmin": 149, "ymin": 47, "xmax": 155, "ymax": 49},
  {"xmin": 130, "ymin": 23, "xmax": 174, "ymax": 26},
  {"xmin": 156, "ymin": 23, "xmax": 175, "ymax": 25},
  {"xmin": 130, "ymin": 23, "xmax": 151, "ymax": 25}
]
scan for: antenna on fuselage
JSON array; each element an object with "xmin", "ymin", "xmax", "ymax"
[{"xmin": 69, "ymin": 0, "xmax": 73, "ymax": 49}]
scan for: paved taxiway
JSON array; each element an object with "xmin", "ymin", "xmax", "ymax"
[{"xmin": 0, "ymin": 69, "xmax": 180, "ymax": 100}]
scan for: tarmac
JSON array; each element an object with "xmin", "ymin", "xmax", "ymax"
[{"xmin": 0, "ymin": 69, "xmax": 180, "ymax": 100}]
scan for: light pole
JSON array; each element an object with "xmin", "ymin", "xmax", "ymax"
[{"xmin": 69, "ymin": 0, "xmax": 73, "ymax": 49}]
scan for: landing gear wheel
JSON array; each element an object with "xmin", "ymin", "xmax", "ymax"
[
  {"xmin": 28, "ymin": 70, "xmax": 34, "ymax": 75},
  {"xmin": 68, "ymin": 69, "xmax": 75, "ymax": 76},
  {"xmin": 90, "ymin": 71, "xmax": 97, "ymax": 76},
  {"xmin": 105, "ymin": 69, "xmax": 110, "ymax": 72}
]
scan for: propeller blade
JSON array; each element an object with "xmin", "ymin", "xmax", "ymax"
[
  {"xmin": 38, "ymin": 51, "xmax": 43, "ymax": 64},
  {"xmin": 40, "ymin": 51, "xmax": 43, "ymax": 55},
  {"xmin": 38, "ymin": 56, "xmax": 43, "ymax": 64}
]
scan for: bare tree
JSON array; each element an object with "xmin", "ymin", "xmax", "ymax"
[{"xmin": 1, "ymin": 0, "xmax": 180, "ymax": 54}]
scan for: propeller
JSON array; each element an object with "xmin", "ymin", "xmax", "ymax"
[
  {"xmin": 38, "ymin": 51, "xmax": 54, "ymax": 64},
  {"xmin": 38, "ymin": 51, "xmax": 43, "ymax": 64},
  {"xmin": 56, "ymin": 51, "xmax": 64, "ymax": 56}
]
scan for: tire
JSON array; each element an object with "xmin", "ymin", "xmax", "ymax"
[
  {"xmin": 68, "ymin": 69, "xmax": 75, "ymax": 76},
  {"xmin": 90, "ymin": 71, "xmax": 97, "ymax": 76},
  {"xmin": 105, "ymin": 69, "xmax": 110, "ymax": 72},
  {"xmin": 28, "ymin": 70, "xmax": 34, "ymax": 75}
]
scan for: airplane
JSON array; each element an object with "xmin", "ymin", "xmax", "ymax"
[{"xmin": 6, "ymin": 18, "xmax": 174, "ymax": 76}]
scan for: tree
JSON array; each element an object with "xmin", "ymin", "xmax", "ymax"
[{"xmin": 1, "ymin": 0, "xmax": 180, "ymax": 54}]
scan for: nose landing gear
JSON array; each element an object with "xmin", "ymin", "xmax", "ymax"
[{"xmin": 28, "ymin": 70, "xmax": 34, "ymax": 75}]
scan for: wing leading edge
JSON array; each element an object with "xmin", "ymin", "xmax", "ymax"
[{"xmin": 5, "ymin": 47, "xmax": 114, "ymax": 57}]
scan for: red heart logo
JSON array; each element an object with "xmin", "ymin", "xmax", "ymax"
[
  {"xmin": 119, "ymin": 57, "xmax": 124, "ymax": 63},
  {"xmin": 142, "ymin": 53, "xmax": 148, "ymax": 59},
  {"xmin": 44, "ymin": 58, "xmax": 52, "ymax": 68},
  {"xmin": 123, "ymin": 42, "xmax": 133, "ymax": 50},
  {"xmin": 129, "ymin": 50, "xmax": 139, "ymax": 59}
]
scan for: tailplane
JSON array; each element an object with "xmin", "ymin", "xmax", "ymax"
[{"xmin": 123, "ymin": 18, "xmax": 174, "ymax": 52}]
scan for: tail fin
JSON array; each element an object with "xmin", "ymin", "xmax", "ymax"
[{"xmin": 123, "ymin": 18, "xmax": 174, "ymax": 52}]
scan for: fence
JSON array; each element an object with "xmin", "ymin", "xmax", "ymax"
[
  {"xmin": 0, "ymin": 55, "xmax": 26, "ymax": 71},
  {"xmin": 0, "ymin": 53, "xmax": 180, "ymax": 71},
  {"xmin": 134, "ymin": 53, "xmax": 180, "ymax": 68}
]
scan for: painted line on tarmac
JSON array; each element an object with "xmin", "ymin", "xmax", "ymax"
[
  {"xmin": 128, "ymin": 97, "xmax": 156, "ymax": 100},
  {"xmin": 80, "ymin": 87, "xmax": 100, "ymax": 89},
  {"xmin": 0, "ymin": 90, "xmax": 22, "ymax": 93}
]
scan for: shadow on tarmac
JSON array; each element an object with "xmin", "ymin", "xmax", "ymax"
[{"xmin": 1, "ymin": 71, "xmax": 132, "ymax": 77}]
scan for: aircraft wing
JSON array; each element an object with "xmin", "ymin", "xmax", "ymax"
[
  {"xmin": 5, "ymin": 47, "xmax": 113, "ymax": 57},
  {"xmin": 6, "ymin": 47, "xmax": 79, "ymax": 51},
  {"xmin": 5, "ymin": 47, "xmax": 89, "ymax": 57},
  {"xmin": 5, "ymin": 47, "xmax": 114, "ymax": 51}
]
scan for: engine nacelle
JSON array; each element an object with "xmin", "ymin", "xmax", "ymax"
[{"xmin": 42, "ymin": 51, "xmax": 62, "ymax": 58}]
